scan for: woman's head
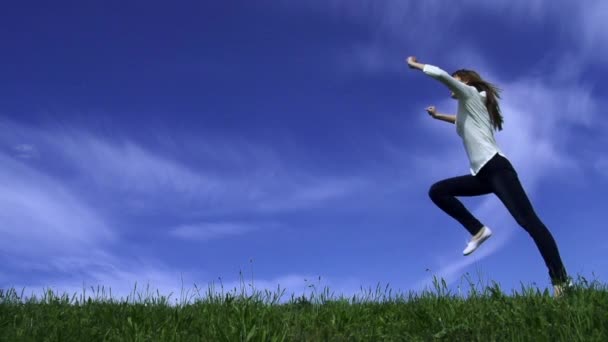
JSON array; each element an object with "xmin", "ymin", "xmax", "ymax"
[
  {"xmin": 452, "ymin": 69, "xmax": 504, "ymax": 131},
  {"xmin": 452, "ymin": 69, "xmax": 483, "ymax": 84}
]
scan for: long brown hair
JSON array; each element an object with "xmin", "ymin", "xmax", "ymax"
[{"xmin": 452, "ymin": 69, "xmax": 504, "ymax": 131}]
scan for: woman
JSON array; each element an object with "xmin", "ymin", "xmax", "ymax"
[{"xmin": 406, "ymin": 56, "xmax": 570, "ymax": 296}]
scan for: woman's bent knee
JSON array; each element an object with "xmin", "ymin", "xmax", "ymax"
[{"xmin": 428, "ymin": 182, "xmax": 443, "ymax": 201}]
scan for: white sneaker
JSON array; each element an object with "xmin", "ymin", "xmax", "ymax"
[
  {"xmin": 554, "ymin": 280, "xmax": 573, "ymax": 298},
  {"xmin": 463, "ymin": 226, "xmax": 492, "ymax": 256}
]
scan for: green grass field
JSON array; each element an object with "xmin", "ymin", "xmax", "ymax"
[{"xmin": 1, "ymin": 276, "xmax": 607, "ymax": 341}]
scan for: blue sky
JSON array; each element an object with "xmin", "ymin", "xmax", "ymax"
[{"xmin": 1, "ymin": 0, "xmax": 607, "ymax": 302}]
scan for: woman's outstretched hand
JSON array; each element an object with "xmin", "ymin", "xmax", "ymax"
[
  {"xmin": 426, "ymin": 106, "xmax": 438, "ymax": 118},
  {"xmin": 406, "ymin": 56, "xmax": 423, "ymax": 70},
  {"xmin": 406, "ymin": 56, "xmax": 418, "ymax": 68},
  {"xmin": 426, "ymin": 107, "xmax": 457, "ymax": 124}
]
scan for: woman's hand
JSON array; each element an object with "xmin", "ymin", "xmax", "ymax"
[
  {"xmin": 426, "ymin": 107, "xmax": 457, "ymax": 124},
  {"xmin": 406, "ymin": 56, "xmax": 424, "ymax": 71},
  {"xmin": 407, "ymin": 56, "xmax": 417, "ymax": 67},
  {"xmin": 408, "ymin": 56, "xmax": 424, "ymax": 69}
]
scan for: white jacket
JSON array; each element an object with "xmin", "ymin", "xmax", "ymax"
[{"xmin": 423, "ymin": 64, "xmax": 506, "ymax": 176}]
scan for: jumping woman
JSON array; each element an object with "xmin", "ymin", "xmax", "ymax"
[{"xmin": 406, "ymin": 56, "xmax": 570, "ymax": 297}]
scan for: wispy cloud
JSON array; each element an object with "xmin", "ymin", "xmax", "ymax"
[
  {"xmin": 296, "ymin": 0, "xmax": 607, "ymax": 75},
  {"xmin": 294, "ymin": 0, "xmax": 460, "ymax": 43},
  {"xmin": 578, "ymin": 0, "xmax": 608, "ymax": 61},
  {"xmin": 6, "ymin": 254, "xmax": 202, "ymax": 305},
  {"xmin": 0, "ymin": 152, "xmax": 115, "ymax": 258},
  {"xmin": 0, "ymin": 147, "xmax": 123, "ymax": 296},
  {"xmin": 595, "ymin": 158, "xmax": 608, "ymax": 178},
  {"xmin": 169, "ymin": 222, "xmax": 278, "ymax": 241},
  {"xmin": 9, "ymin": 254, "xmax": 361, "ymax": 305},
  {"xmin": 0, "ymin": 118, "xmax": 400, "ymax": 300},
  {"xmin": 305, "ymin": 0, "xmax": 603, "ymax": 42},
  {"xmin": 13, "ymin": 144, "xmax": 38, "ymax": 159},
  {"xmin": 54, "ymin": 136, "xmax": 220, "ymax": 199},
  {"xmin": 0, "ymin": 120, "xmax": 373, "ymax": 219}
]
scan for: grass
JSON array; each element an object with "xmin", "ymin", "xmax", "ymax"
[{"xmin": 1, "ymin": 275, "xmax": 607, "ymax": 341}]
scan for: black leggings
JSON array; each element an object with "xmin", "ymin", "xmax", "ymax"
[{"xmin": 428, "ymin": 153, "xmax": 568, "ymax": 285}]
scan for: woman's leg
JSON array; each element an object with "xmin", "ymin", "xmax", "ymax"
[
  {"xmin": 428, "ymin": 175, "xmax": 492, "ymax": 235},
  {"xmin": 487, "ymin": 166, "xmax": 569, "ymax": 284}
]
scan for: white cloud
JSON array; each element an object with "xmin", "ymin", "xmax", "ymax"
[
  {"xmin": 579, "ymin": 0, "xmax": 608, "ymax": 61},
  {"xmin": 7, "ymin": 255, "xmax": 202, "ymax": 306},
  {"xmin": 308, "ymin": 0, "xmax": 601, "ymax": 40},
  {"xmin": 69, "ymin": 138, "xmax": 369, "ymax": 215},
  {"xmin": 595, "ymin": 158, "xmax": 608, "ymax": 178},
  {"xmin": 251, "ymin": 177, "xmax": 369, "ymax": 213},
  {"xmin": 0, "ymin": 119, "xmax": 391, "ymax": 303},
  {"xmin": 294, "ymin": 0, "xmax": 607, "ymax": 75},
  {"xmin": 8, "ymin": 255, "xmax": 362, "ymax": 305},
  {"xmin": 0, "ymin": 120, "xmax": 374, "ymax": 219},
  {"xmin": 57, "ymin": 137, "xmax": 220, "ymax": 197},
  {"xmin": 296, "ymin": 0, "xmax": 459, "ymax": 42},
  {"xmin": 169, "ymin": 222, "xmax": 275, "ymax": 241},
  {"xmin": 0, "ymin": 153, "xmax": 115, "ymax": 258},
  {"xmin": 13, "ymin": 144, "xmax": 38, "ymax": 159},
  {"xmin": 462, "ymin": 0, "xmax": 562, "ymax": 19}
]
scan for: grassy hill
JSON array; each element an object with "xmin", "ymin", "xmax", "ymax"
[{"xmin": 1, "ymin": 277, "xmax": 607, "ymax": 341}]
